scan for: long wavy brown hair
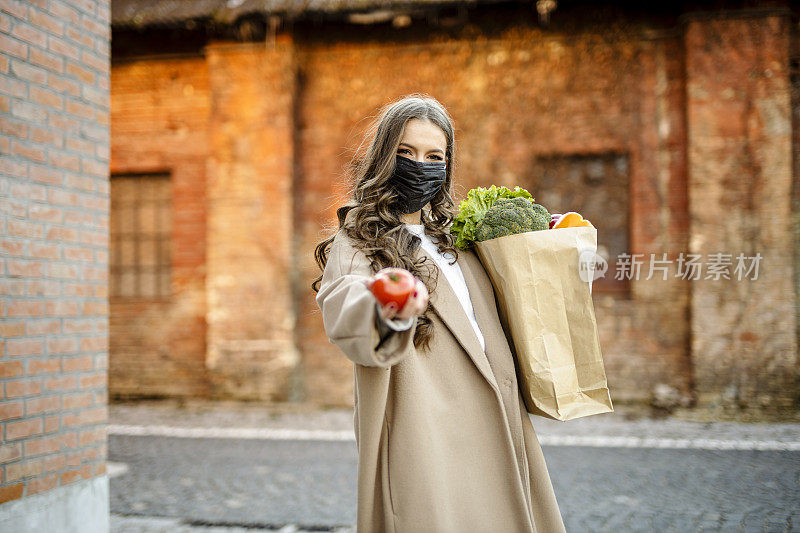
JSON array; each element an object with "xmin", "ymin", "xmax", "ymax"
[{"xmin": 312, "ymin": 94, "xmax": 460, "ymax": 351}]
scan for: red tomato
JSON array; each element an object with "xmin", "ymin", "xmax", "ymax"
[{"xmin": 370, "ymin": 268, "xmax": 416, "ymax": 310}]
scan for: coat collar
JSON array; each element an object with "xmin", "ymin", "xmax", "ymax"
[{"xmin": 417, "ymin": 245, "xmax": 501, "ymax": 395}]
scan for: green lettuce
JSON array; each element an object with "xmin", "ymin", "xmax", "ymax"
[{"xmin": 450, "ymin": 185, "xmax": 534, "ymax": 249}]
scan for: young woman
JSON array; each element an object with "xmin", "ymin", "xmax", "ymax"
[{"xmin": 312, "ymin": 94, "xmax": 566, "ymax": 533}]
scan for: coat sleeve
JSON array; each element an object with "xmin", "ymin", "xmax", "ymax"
[{"xmin": 315, "ymin": 232, "xmax": 418, "ymax": 368}]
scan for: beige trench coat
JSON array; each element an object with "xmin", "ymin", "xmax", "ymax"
[{"xmin": 316, "ymin": 230, "xmax": 567, "ymax": 533}]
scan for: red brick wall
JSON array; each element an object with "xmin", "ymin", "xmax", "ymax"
[
  {"xmin": 109, "ymin": 56, "xmax": 209, "ymax": 399},
  {"xmin": 108, "ymin": 7, "xmax": 798, "ymax": 413},
  {"xmin": 102, "ymin": 23, "xmax": 703, "ymax": 407},
  {"xmin": 0, "ymin": 0, "xmax": 110, "ymax": 504},
  {"xmin": 204, "ymin": 38, "xmax": 298, "ymax": 401},
  {"xmin": 295, "ymin": 23, "xmax": 692, "ymax": 406},
  {"xmin": 685, "ymin": 13, "xmax": 797, "ymax": 412}
]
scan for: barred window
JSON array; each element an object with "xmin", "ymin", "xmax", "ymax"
[
  {"xmin": 526, "ymin": 153, "xmax": 630, "ymax": 296},
  {"xmin": 109, "ymin": 173, "xmax": 172, "ymax": 298}
]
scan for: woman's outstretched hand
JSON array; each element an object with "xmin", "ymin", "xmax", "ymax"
[{"xmin": 365, "ymin": 268, "xmax": 429, "ymax": 322}]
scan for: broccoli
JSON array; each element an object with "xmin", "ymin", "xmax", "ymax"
[{"xmin": 474, "ymin": 197, "xmax": 551, "ymax": 242}]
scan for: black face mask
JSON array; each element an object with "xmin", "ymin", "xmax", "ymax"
[{"xmin": 391, "ymin": 154, "xmax": 446, "ymax": 214}]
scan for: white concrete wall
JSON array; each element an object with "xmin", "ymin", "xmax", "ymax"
[{"xmin": 0, "ymin": 476, "xmax": 109, "ymax": 533}]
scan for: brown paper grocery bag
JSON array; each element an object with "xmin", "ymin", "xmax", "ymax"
[{"xmin": 474, "ymin": 226, "xmax": 613, "ymax": 421}]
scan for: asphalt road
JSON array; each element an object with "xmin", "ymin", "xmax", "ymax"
[{"xmin": 109, "ymin": 434, "xmax": 800, "ymax": 532}]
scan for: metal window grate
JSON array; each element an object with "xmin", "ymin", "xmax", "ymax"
[{"xmin": 109, "ymin": 173, "xmax": 172, "ymax": 299}]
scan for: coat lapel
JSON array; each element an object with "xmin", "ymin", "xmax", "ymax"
[
  {"xmin": 418, "ymin": 246, "xmax": 500, "ymax": 394},
  {"xmin": 458, "ymin": 249, "xmax": 518, "ymax": 382},
  {"xmin": 458, "ymin": 249, "xmax": 503, "ymax": 354}
]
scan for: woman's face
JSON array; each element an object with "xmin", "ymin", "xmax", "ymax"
[{"xmin": 397, "ymin": 118, "xmax": 447, "ymax": 164}]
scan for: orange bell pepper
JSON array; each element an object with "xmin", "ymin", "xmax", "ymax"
[{"xmin": 553, "ymin": 211, "xmax": 593, "ymax": 228}]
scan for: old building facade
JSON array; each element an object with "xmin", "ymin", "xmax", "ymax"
[{"xmin": 108, "ymin": 1, "xmax": 799, "ymax": 416}]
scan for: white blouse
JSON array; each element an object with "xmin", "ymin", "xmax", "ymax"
[{"xmin": 403, "ymin": 224, "xmax": 486, "ymax": 352}]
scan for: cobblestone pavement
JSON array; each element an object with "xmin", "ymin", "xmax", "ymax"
[{"xmin": 109, "ymin": 401, "xmax": 800, "ymax": 532}]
